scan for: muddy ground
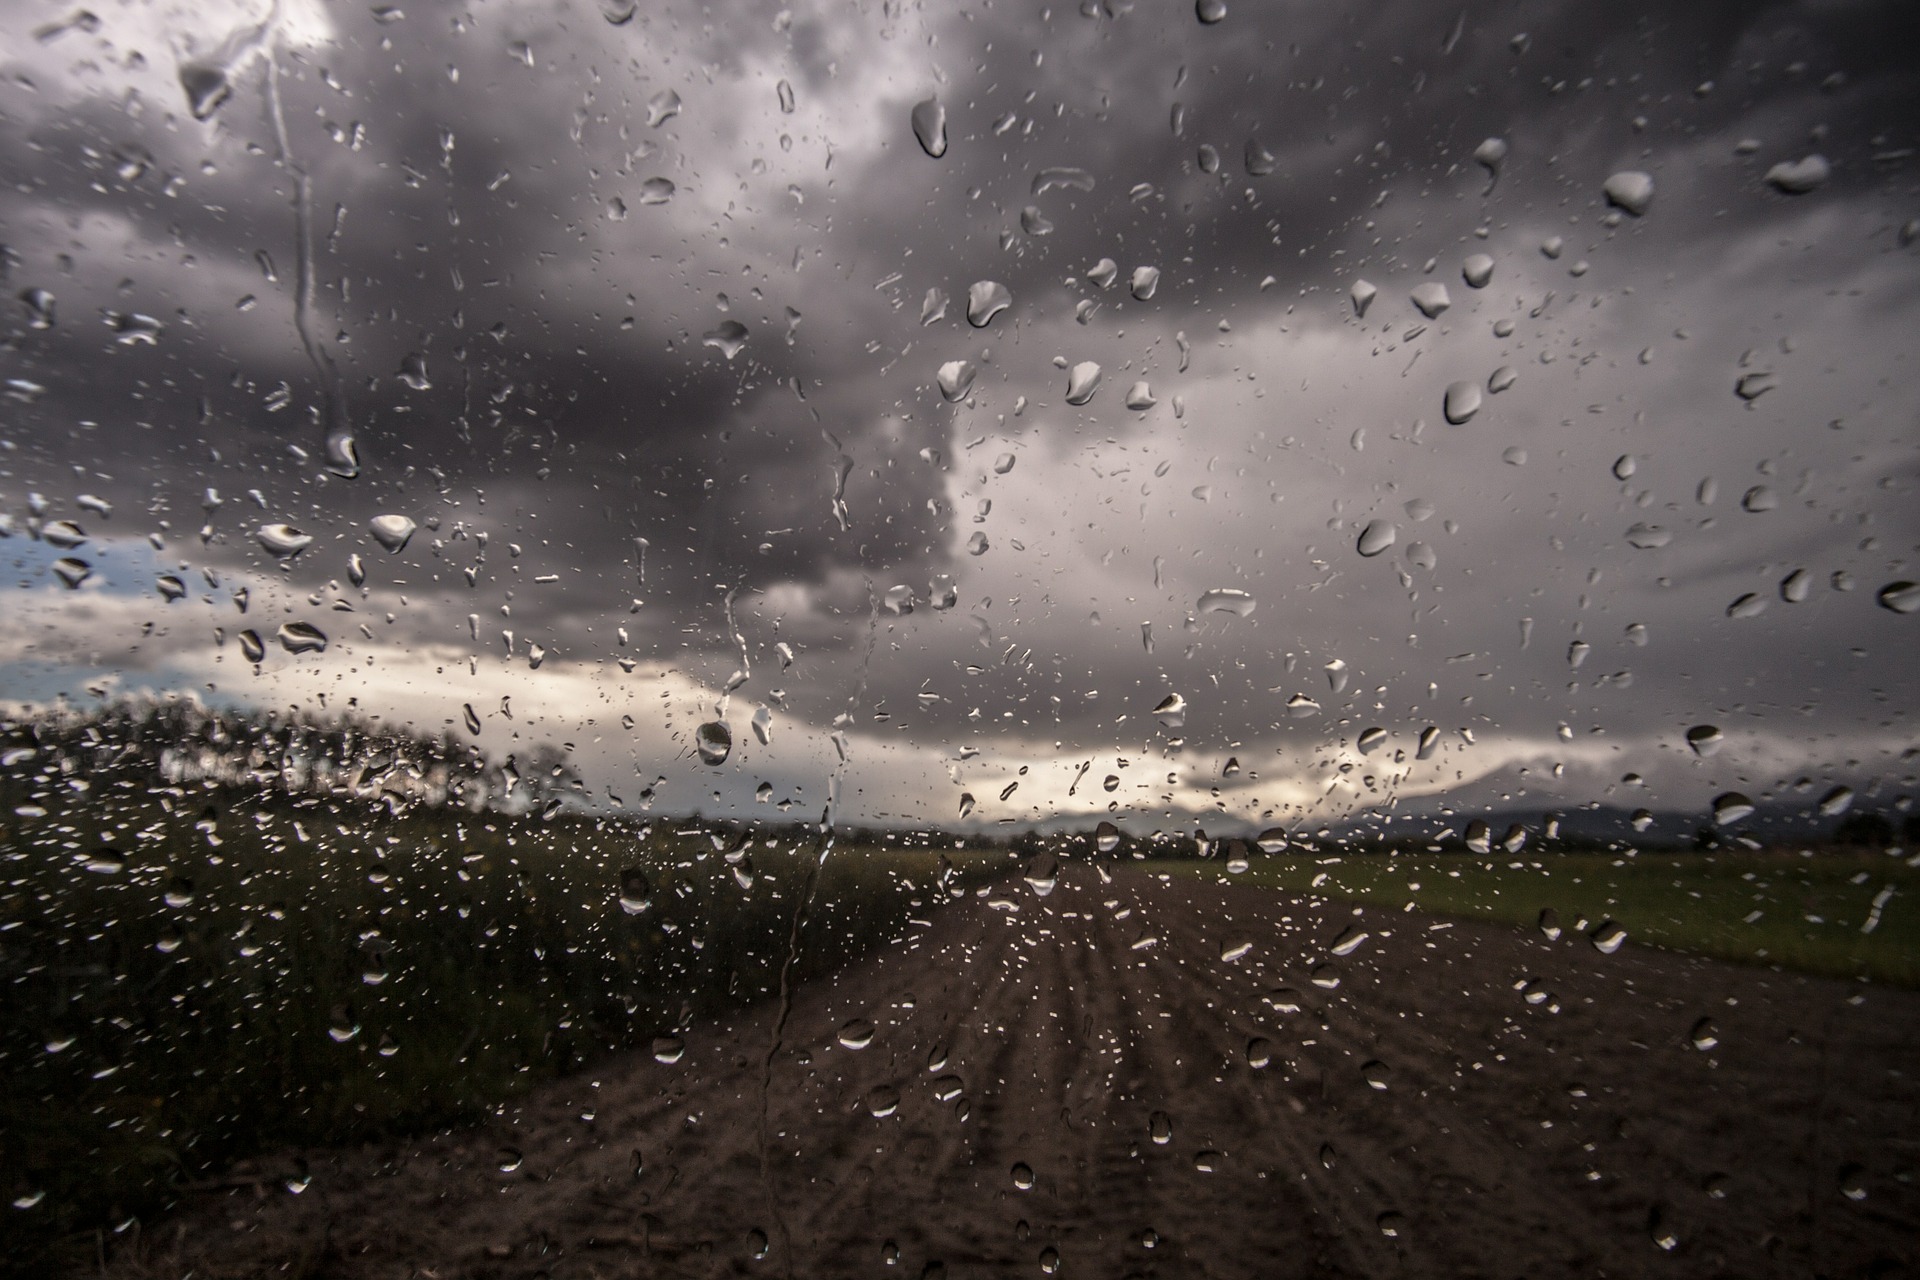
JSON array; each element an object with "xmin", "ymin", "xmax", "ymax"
[{"xmin": 98, "ymin": 866, "xmax": 1919, "ymax": 1279}]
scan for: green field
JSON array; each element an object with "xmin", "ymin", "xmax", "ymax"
[
  {"xmin": 0, "ymin": 779, "xmax": 1000, "ymax": 1276},
  {"xmin": 1160, "ymin": 848, "xmax": 1920, "ymax": 987}
]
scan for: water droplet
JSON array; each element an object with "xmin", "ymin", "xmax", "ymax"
[
  {"xmin": 1877, "ymin": 581, "xmax": 1919, "ymax": 614},
  {"xmin": 1196, "ymin": 0, "xmax": 1226, "ymax": 22},
  {"xmin": 1130, "ymin": 266, "xmax": 1160, "ymax": 300},
  {"xmin": 966, "ymin": 531, "xmax": 989, "ymax": 556},
  {"xmin": 1734, "ymin": 371, "xmax": 1775, "ymax": 402},
  {"xmin": 614, "ymin": 871, "xmax": 660, "ymax": 921},
  {"xmin": 1685, "ymin": 725, "xmax": 1724, "ymax": 757},
  {"xmin": 1342, "ymin": 728, "xmax": 1384, "ymax": 759},
  {"xmin": 1350, "ymin": 279, "xmax": 1377, "ymax": 317},
  {"xmin": 1443, "ymin": 381, "xmax": 1482, "ymax": 424},
  {"xmin": 1726, "ymin": 593, "xmax": 1767, "ymax": 619},
  {"xmin": 1310, "ymin": 963, "xmax": 1341, "ymax": 989},
  {"xmin": 1740, "ymin": 485, "xmax": 1777, "ymax": 513},
  {"xmin": 1065, "ymin": 361, "xmax": 1103, "ymax": 405},
  {"xmin": 1488, "ymin": 365, "xmax": 1516, "ymax": 393},
  {"xmin": 962, "ymin": 281, "xmax": 1013, "ymax": 328},
  {"xmin": 1538, "ymin": 907, "xmax": 1562, "ymax": 941},
  {"xmin": 256, "ymin": 523, "xmax": 313, "ymax": 558},
  {"xmin": 695, "ymin": 721, "xmax": 732, "ymax": 765},
  {"xmin": 1195, "ymin": 588, "xmax": 1255, "ymax": 618},
  {"xmin": 1245, "ymin": 1037, "xmax": 1273, "ymax": 1069},
  {"xmin": 1011, "ymin": 1161, "xmax": 1035, "ymax": 1189},
  {"xmin": 1244, "ymin": 137, "xmax": 1275, "ymax": 176},
  {"xmin": 638, "ymin": 176, "xmax": 675, "ymax": 205},
  {"xmin": 1589, "ymin": 920, "xmax": 1627, "ymax": 954},
  {"xmin": 1006, "ymin": 202, "xmax": 1052, "ymax": 237},
  {"xmin": 1377, "ymin": 1212, "xmax": 1407, "ymax": 1239},
  {"xmin": 936, "ymin": 361, "xmax": 977, "ymax": 402},
  {"xmin": 1330, "ymin": 926, "xmax": 1370, "ymax": 957},
  {"xmin": 20, "ymin": 287, "xmax": 55, "ymax": 330},
  {"xmin": 1817, "ymin": 785, "xmax": 1853, "ymax": 817},
  {"xmin": 702, "ymin": 320, "xmax": 748, "ymax": 360},
  {"xmin": 1152, "ymin": 693, "xmax": 1187, "ymax": 727},
  {"xmin": 1765, "ymin": 154, "xmax": 1830, "ymax": 194},
  {"xmin": 369, "ymin": 514, "xmax": 416, "ymax": 552},
  {"xmin": 646, "ymin": 89, "xmax": 682, "ymax": 128},
  {"xmin": 1689, "ymin": 1016, "xmax": 1719, "ymax": 1051},
  {"xmin": 235, "ymin": 629, "xmax": 265, "ymax": 663},
  {"xmin": 1018, "ymin": 852, "xmax": 1063, "ymax": 900},
  {"xmin": 1473, "ymin": 136, "xmax": 1509, "ymax": 175},
  {"xmin": 1779, "ymin": 569, "xmax": 1810, "ymax": 603},
  {"xmin": 652, "ymin": 1035, "xmax": 685, "ymax": 1064},
  {"xmin": 40, "ymin": 520, "xmax": 86, "ymax": 550},
  {"xmin": 179, "ymin": 59, "xmax": 233, "ymax": 122},
  {"xmin": 1625, "ymin": 523, "xmax": 1671, "ymax": 549},
  {"xmin": 1361, "ymin": 1059, "xmax": 1391, "ymax": 1090},
  {"xmin": 911, "ymin": 98, "xmax": 947, "ymax": 158},
  {"xmin": 325, "ymin": 431, "xmax": 360, "ymax": 480},
  {"xmin": 276, "ymin": 622, "xmax": 328, "ymax": 654},
  {"xmin": 397, "ymin": 351, "xmax": 431, "ymax": 390},
  {"xmin": 1462, "ymin": 254, "xmax": 1494, "ymax": 288},
  {"xmin": 1648, "ymin": 1206, "xmax": 1678, "ymax": 1252},
  {"xmin": 1033, "ymin": 166, "xmax": 1095, "ymax": 196},
  {"xmin": 1712, "ymin": 792, "xmax": 1755, "ymax": 826},
  {"xmin": 957, "ymin": 792, "xmax": 976, "ymax": 819},
  {"xmin": 920, "ymin": 287, "xmax": 949, "ymax": 325},
  {"xmin": 777, "ymin": 78, "xmax": 795, "ymax": 113},
  {"xmin": 1410, "ymin": 282, "xmax": 1451, "ymax": 318},
  {"xmin": 1602, "ymin": 170, "xmax": 1654, "ymax": 216},
  {"xmin": 601, "ymin": 0, "xmax": 635, "ymax": 22},
  {"xmin": 838, "ymin": 1018, "xmax": 875, "ymax": 1050},
  {"xmin": 328, "ymin": 1005, "xmax": 361, "ymax": 1042},
  {"xmin": 1148, "ymin": 1110, "xmax": 1173, "ymax": 1144},
  {"xmin": 1356, "ymin": 520, "xmax": 1396, "ymax": 557}
]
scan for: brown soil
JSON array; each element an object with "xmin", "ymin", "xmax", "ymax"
[{"xmin": 101, "ymin": 866, "xmax": 1920, "ymax": 1279}]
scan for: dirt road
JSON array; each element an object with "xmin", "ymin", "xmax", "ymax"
[{"xmin": 107, "ymin": 865, "xmax": 1920, "ymax": 1278}]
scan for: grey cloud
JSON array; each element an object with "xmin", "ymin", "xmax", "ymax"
[{"xmin": 0, "ymin": 0, "xmax": 1914, "ymax": 833}]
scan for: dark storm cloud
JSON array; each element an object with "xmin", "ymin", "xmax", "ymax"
[{"xmin": 1, "ymin": 0, "xmax": 1915, "ymax": 830}]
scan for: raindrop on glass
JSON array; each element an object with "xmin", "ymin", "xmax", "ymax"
[
  {"xmin": 966, "ymin": 281, "xmax": 1011, "ymax": 327},
  {"xmin": 1602, "ymin": 170, "xmax": 1654, "ymax": 216},
  {"xmin": 1356, "ymin": 520, "xmax": 1396, "ymax": 557},
  {"xmin": 1764, "ymin": 154, "xmax": 1830, "ymax": 194},
  {"xmin": 911, "ymin": 98, "xmax": 947, "ymax": 158},
  {"xmin": 1410, "ymin": 282, "xmax": 1451, "ymax": 318},
  {"xmin": 369, "ymin": 515, "xmax": 416, "ymax": 553},
  {"xmin": 276, "ymin": 622, "xmax": 328, "ymax": 654},
  {"xmin": 1065, "ymin": 362, "xmax": 1103, "ymax": 405}
]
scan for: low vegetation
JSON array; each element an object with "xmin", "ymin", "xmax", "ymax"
[{"xmin": 1162, "ymin": 847, "xmax": 1920, "ymax": 986}]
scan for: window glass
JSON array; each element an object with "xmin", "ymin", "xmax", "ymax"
[{"xmin": 3, "ymin": 0, "xmax": 1916, "ymax": 1273}]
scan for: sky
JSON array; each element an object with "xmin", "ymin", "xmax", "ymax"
[{"xmin": 0, "ymin": 0, "xmax": 1916, "ymax": 838}]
